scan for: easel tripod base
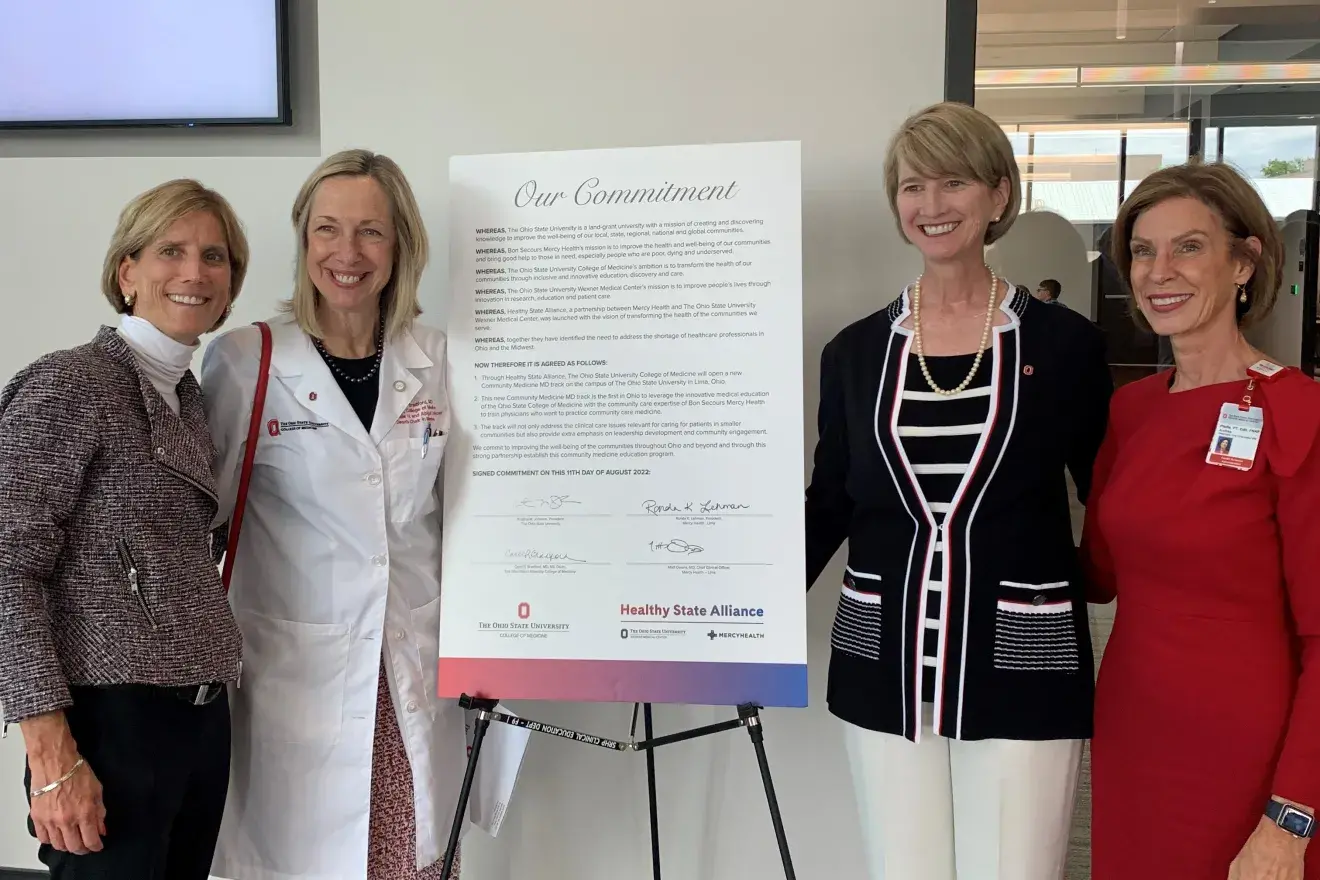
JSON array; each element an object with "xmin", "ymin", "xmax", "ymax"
[{"xmin": 439, "ymin": 695, "xmax": 796, "ymax": 880}]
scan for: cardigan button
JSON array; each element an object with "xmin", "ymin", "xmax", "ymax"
[{"xmin": 1032, "ymin": 594, "xmax": 1045, "ymax": 606}]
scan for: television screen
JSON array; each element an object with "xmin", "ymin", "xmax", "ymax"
[{"xmin": 0, "ymin": 0, "xmax": 289, "ymax": 129}]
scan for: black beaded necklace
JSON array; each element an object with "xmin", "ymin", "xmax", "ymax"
[{"xmin": 313, "ymin": 315, "xmax": 385, "ymax": 385}]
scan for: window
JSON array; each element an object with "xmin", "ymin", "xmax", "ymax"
[
  {"xmin": 1124, "ymin": 127, "xmax": 1190, "ymax": 197},
  {"xmin": 1221, "ymin": 125, "xmax": 1318, "ymax": 219}
]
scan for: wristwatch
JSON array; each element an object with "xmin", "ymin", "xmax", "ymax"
[{"xmin": 1266, "ymin": 798, "xmax": 1317, "ymax": 839}]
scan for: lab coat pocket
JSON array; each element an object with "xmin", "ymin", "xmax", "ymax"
[
  {"xmin": 237, "ymin": 609, "xmax": 352, "ymax": 745},
  {"xmin": 384, "ymin": 432, "xmax": 446, "ymax": 522},
  {"xmin": 410, "ymin": 597, "xmax": 441, "ymax": 707}
]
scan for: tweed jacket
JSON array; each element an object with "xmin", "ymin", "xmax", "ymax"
[
  {"xmin": 806, "ymin": 287, "xmax": 1112, "ymax": 743},
  {"xmin": 0, "ymin": 326, "xmax": 242, "ymax": 723}
]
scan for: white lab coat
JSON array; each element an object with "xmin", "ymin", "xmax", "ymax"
[{"xmin": 201, "ymin": 314, "xmax": 468, "ymax": 880}]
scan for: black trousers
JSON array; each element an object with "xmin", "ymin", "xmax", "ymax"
[{"xmin": 23, "ymin": 683, "xmax": 230, "ymax": 880}]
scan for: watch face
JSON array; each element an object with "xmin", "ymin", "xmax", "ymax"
[{"xmin": 1281, "ymin": 808, "xmax": 1315, "ymax": 838}]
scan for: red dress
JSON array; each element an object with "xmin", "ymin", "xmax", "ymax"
[{"xmin": 1083, "ymin": 367, "xmax": 1320, "ymax": 879}]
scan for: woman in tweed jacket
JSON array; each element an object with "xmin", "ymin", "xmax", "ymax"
[{"xmin": 0, "ymin": 179, "xmax": 248, "ymax": 879}]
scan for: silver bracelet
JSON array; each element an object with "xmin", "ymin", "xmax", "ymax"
[{"xmin": 30, "ymin": 758, "xmax": 84, "ymax": 798}]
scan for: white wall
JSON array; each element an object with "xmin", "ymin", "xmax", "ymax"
[{"xmin": 0, "ymin": 1, "xmax": 946, "ymax": 876}]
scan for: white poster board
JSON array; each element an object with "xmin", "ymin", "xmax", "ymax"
[{"xmin": 440, "ymin": 141, "xmax": 806, "ymax": 708}]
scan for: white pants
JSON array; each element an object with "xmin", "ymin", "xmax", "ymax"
[{"xmin": 842, "ymin": 707, "xmax": 1082, "ymax": 880}]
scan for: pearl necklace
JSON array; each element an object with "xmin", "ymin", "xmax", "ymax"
[
  {"xmin": 313, "ymin": 317, "xmax": 385, "ymax": 385},
  {"xmin": 911, "ymin": 263, "xmax": 999, "ymax": 397}
]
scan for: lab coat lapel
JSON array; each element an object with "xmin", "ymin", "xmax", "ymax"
[
  {"xmin": 370, "ymin": 329, "xmax": 433, "ymax": 446},
  {"xmin": 269, "ymin": 321, "xmax": 375, "ymax": 450}
]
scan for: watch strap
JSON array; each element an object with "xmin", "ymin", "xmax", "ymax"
[{"xmin": 1266, "ymin": 798, "xmax": 1317, "ymax": 839}]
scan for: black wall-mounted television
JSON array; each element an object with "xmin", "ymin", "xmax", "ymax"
[{"xmin": 0, "ymin": 0, "xmax": 291, "ymax": 130}]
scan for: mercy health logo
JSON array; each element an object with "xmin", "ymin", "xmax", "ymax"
[
  {"xmin": 707, "ymin": 630, "xmax": 766, "ymax": 640},
  {"xmin": 266, "ymin": 418, "xmax": 330, "ymax": 437}
]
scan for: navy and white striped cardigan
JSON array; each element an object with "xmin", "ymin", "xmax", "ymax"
[{"xmin": 805, "ymin": 287, "xmax": 1112, "ymax": 743}]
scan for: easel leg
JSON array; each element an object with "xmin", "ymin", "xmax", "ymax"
[
  {"xmin": 739, "ymin": 704, "xmax": 796, "ymax": 880},
  {"xmin": 644, "ymin": 703, "xmax": 661, "ymax": 880},
  {"xmin": 442, "ymin": 695, "xmax": 497, "ymax": 879}
]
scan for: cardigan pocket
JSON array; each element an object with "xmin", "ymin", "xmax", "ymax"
[
  {"xmin": 831, "ymin": 578, "xmax": 882, "ymax": 660},
  {"xmin": 992, "ymin": 598, "xmax": 1079, "ymax": 672}
]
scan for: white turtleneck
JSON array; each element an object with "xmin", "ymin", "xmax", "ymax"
[{"xmin": 116, "ymin": 314, "xmax": 198, "ymax": 415}]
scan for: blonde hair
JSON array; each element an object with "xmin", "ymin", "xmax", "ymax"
[
  {"xmin": 1112, "ymin": 161, "xmax": 1284, "ymax": 329},
  {"xmin": 883, "ymin": 102, "xmax": 1021, "ymax": 245},
  {"xmin": 285, "ymin": 149, "xmax": 429, "ymax": 340},
  {"xmin": 101, "ymin": 179, "xmax": 249, "ymax": 331}
]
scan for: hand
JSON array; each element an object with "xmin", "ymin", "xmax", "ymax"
[
  {"xmin": 1229, "ymin": 816, "xmax": 1308, "ymax": 880},
  {"xmin": 20, "ymin": 712, "xmax": 107, "ymax": 855}
]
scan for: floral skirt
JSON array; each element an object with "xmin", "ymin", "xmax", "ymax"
[{"xmin": 367, "ymin": 661, "xmax": 459, "ymax": 879}]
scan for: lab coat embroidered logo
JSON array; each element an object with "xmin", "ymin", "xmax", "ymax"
[
  {"xmin": 398, "ymin": 398, "xmax": 443, "ymax": 425},
  {"xmin": 518, "ymin": 602, "xmax": 531, "ymax": 620},
  {"xmin": 267, "ymin": 418, "xmax": 331, "ymax": 435}
]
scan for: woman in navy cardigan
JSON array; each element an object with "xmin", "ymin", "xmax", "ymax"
[{"xmin": 805, "ymin": 101, "xmax": 1112, "ymax": 879}]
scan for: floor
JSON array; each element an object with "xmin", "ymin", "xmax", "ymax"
[{"xmin": 1063, "ymin": 478, "xmax": 1112, "ymax": 880}]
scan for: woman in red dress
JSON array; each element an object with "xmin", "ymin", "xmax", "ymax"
[{"xmin": 1083, "ymin": 161, "xmax": 1320, "ymax": 879}]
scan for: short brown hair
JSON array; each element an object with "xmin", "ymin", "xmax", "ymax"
[
  {"xmin": 883, "ymin": 101, "xmax": 1022, "ymax": 245},
  {"xmin": 101, "ymin": 179, "xmax": 249, "ymax": 331},
  {"xmin": 1112, "ymin": 162, "xmax": 1283, "ymax": 328},
  {"xmin": 284, "ymin": 149, "xmax": 429, "ymax": 341}
]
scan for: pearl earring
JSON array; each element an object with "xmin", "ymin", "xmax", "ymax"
[
  {"xmin": 124, "ymin": 292, "xmax": 135, "ymax": 307},
  {"xmin": 1238, "ymin": 284, "xmax": 1247, "ymax": 304}
]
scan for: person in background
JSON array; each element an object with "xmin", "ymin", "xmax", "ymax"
[
  {"xmin": 1084, "ymin": 161, "xmax": 1320, "ymax": 879},
  {"xmin": 203, "ymin": 149, "xmax": 468, "ymax": 880},
  {"xmin": 1035, "ymin": 278, "xmax": 1062, "ymax": 303},
  {"xmin": 805, "ymin": 100, "xmax": 1112, "ymax": 879},
  {"xmin": 0, "ymin": 179, "xmax": 247, "ymax": 878}
]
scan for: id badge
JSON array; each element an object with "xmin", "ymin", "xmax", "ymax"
[
  {"xmin": 1206, "ymin": 403, "xmax": 1263, "ymax": 471},
  {"xmin": 421, "ymin": 422, "xmax": 431, "ymax": 459}
]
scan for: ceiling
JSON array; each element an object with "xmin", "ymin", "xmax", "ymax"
[{"xmin": 975, "ymin": 0, "xmax": 1320, "ymax": 123}]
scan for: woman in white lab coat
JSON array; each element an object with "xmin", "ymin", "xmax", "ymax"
[{"xmin": 201, "ymin": 149, "xmax": 467, "ymax": 879}]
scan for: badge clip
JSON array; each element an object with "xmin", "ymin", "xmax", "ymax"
[
  {"xmin": 1238, "ymin": 378, "xmax": 1256, "ymax": 413},
  {"xmin": 1246, "ymin": 359, "xmax": 1287, "ymax": 383}
]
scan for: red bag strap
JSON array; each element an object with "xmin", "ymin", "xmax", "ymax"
[{"xmin": 221, "ymin": 321, "xmax": 273, "ymax": 594}]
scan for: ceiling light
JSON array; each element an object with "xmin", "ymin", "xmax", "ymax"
[
  {"xmin": 977, "ymin": 63, "xmax": 1320, "ymax": 91},
  {"xmin": 1005, "ymin": 122, "xmax": 1189, "ymax": 133},
  {"xmin": 975, "ymin": 68, "xmax": 1079, "ymax": 88},
  {"xmin": 1080, "ymin": 62, "xmax": 1320, "ymax": 87}
]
